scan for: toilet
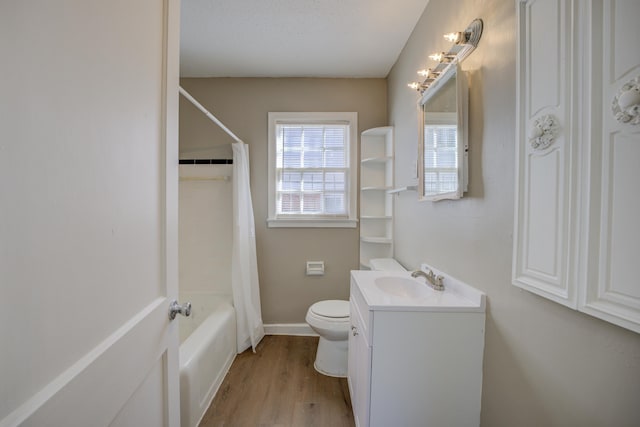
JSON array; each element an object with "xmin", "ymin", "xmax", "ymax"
[
  {"xmin": 306, "ymin": 299, "xmax": 350, "ymax": 377},
  {"xmin": 306, "ymin": 259, "xmax": 406, "ymax": 378}
]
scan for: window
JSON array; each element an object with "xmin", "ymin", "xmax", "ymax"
[
  {"xmin": 268, "ymin": 112, "xmax": 358, "ymax": 228},
  {"xmin": 423, "ymin": 123, "xmax": 458, "ymax": 194}
]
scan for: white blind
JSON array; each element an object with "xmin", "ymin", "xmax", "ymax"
[
  {"xmin": 424, "ymin": 124, "xmax": 458, "ymax": 194},
  {"xmin": 275, "ymin": 124, "xmax": 349, "ymax": 217}
]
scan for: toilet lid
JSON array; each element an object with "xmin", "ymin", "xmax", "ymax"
[{"xmin": 310, "ymin": 300, "xmax": 350, "ymax": 318}]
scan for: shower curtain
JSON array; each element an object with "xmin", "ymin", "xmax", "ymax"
[{"xmin": 231, "ymin": 142, "xmax": 265, "ymax": 353}]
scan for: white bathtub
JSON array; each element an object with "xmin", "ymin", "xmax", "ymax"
[{"xmin": 179, "ymin": 293, "xmax": 236, "ymax": 427}]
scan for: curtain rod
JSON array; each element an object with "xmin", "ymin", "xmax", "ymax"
[{"xmin": 178, "ymin": 86, "xmax": 243, "ymax": 144}]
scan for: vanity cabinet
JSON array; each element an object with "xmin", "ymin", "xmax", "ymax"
[
  {"xmin": 359, "ymin": 127, "xmax": 394, "ymax": 269},
  {"xmin": 348, "ymin": 271, "xmax": 485, "ymax": 427},
  {"xmin": 513, "ymin": 0, "xmax": 640, "ymax": 333},
  {"xmin": 348, "ymin": 291, "xmax": 371, "ymax": 427}
]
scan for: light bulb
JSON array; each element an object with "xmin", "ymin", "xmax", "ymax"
[
  {"xmin": 444, "ymin": 32, "xmax": 460, "ymax": 43},
  {"xmin": 429, "ymin": 53, "xmax": 443, "ymax": 62},
  {"xmin": 417, "ymin": 69, "xmax": 431, "ymax": 77},
  {"xmin": 408, "ymin": 82, "xmax": 420, "ymax": 90}
]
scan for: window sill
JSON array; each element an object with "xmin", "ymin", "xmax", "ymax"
[{"xmin": 267, "ymin": 218, "xmax": 358, "ymax": 229}]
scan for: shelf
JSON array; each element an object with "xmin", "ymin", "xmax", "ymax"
[
  {"xmin": 361, "ymin": 126, "xmax": 393, "ymax": 137},
  {"xmin": 387, "ymin": 185, "xmax": 418, "ymax": 194},
  {"xmin": 360, "ymin": 237, "xmax": 392, "ymax": 244},
  {"xmin": 360, "ymin": 126, "xmax": 394, "ymax": 268},
  {"xmin": 361, "ymin": 156, "xmax": 393, "ymax": 164},
  {"xmin": 361, "ymin": 186, "xmax": 392, "ymax": 191}
]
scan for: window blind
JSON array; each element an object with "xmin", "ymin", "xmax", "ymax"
[
  {"xmin": 275, "ymin": 124, "xmax": 349, "ymax": 217},
  {"xmin": 424, "ymin": 124, "xmax": 458, "ymax": 194}
]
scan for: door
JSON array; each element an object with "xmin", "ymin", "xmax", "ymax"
[
  {"xmin": 348, "ymin": 298, "xmax": 371, "ymax": 427},
  {"xmin": 0, "ymin": 1, "xmax": 181, "ymax": 425},
  {"xmin": 580, "ymin": 0, "xmax": 640, "ymax": 332},
  {"xmin": 513, "ymin": 0, "xmax": 578, "ymax": 308}
]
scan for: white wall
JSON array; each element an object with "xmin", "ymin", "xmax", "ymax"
[
  {"xmin": 388, "ymin": 0, "xmax": 640, "ymax": 425},
  {"xmin": 179, "ymin": 78, "xmax": 388, "ymax": 324},
  {"xmin": 179, "ymin": 165, "xmax": 233, "ymax": 296}
]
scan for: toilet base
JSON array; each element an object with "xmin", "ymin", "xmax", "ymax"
[{"xmin": 313, "ymin": 336, "xmax": 348, "ymax": 378}]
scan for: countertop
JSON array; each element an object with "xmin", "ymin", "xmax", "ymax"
[{"xmin": 350, "ymin": 269, "xmax": 486, "ymax": 312}]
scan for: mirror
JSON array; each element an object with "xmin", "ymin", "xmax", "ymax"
[{"xmin": 418, "ymin": 63, "xmax": 468, "ymax": 201}]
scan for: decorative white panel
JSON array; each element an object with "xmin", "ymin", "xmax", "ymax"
[
  {"xmin": 528, "ymin": 0, "xmax": 561, "ymax": 116},
  {"xmin": 516, "ymin": 0, "xmax": 640, "ymax": 333},
  {"xmin": 579, "ymin": 0, "xmax": 640, "ymax": 333},
  {"xmin": 513, "ymin": 0, "xmax": 578, "ymax": 308},
  {"xmin": 612, "ymin": 1, "xmax": 640, "ymax": 82},
  {"xmin": 526, "ymin": 150, "xmax": 561, "ymax": 277}
]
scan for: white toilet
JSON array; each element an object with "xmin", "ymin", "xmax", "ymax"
[
  {"xmin": 306, "ymin": 259, "xmax": 406, "ymax": 378},
  {"xmin": 305, "ymin": 299, "xmax": 350, "ymax": 377}
]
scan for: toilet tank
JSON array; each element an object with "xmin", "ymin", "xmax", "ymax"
[{"xmin": 369, "ymin": 258, "xmax": 406, "ymax": 271}]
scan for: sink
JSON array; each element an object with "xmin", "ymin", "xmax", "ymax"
[
  {"xmin": 351, "ymin": 269, "xmax": 486, "ymax": 311},
  {"xmin": 374, "ymin": 276, "xmax": 432, "ymax": 298}
]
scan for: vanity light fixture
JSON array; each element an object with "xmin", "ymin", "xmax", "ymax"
[
  {"xmin": 408, "ymin": 69, "xmax": 438, "ymax": 91},
  {"xmin": 429, "ymin": 52, "xmax": 456, "ymax": 63},
  {"xmin": 443, "ymin": 18, "xmax": 483, "ymax": 47},
  {"xmin": 444, "ymin": 32, "xmax": 461, "ymax": 43},
  {"xmin": 408, "ymin": 18, "xmax": 483, "ymax": 94},
  {"xmin": 417, "ymin": 68, "xmax": 442, "ymax": 78}
]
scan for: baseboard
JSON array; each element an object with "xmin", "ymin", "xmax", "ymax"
[{"xmin": 264, "ymin": 323, "xmax": 317, "ymax": 336}]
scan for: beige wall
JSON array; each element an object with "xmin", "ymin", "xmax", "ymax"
[
  {"xmin": 388, "ymin": 0, "xmax": 640, "ymax": 425},
  {"xmin": 179, "ymin": 78, "xmax": 387, "ymax": 323}
]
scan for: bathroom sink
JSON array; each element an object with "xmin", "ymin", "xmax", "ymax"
[
  {"xmin": 352, "ymin": 269, "xmax": 486, "ymax": 311},
  {"xmin": 374, "ymin": 276, "xmax": 432, "ymax": 298}
]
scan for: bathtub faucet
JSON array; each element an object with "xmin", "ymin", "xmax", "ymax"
[{"xmin": 411, "ymin": 269, "xmax": 445, "ymax": 291}]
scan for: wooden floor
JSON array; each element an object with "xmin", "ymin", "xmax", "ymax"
[{"xmin": 199, "ymin": 335, "xmax": 355, "ymax": 427}]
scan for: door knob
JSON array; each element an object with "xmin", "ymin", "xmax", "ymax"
[{"xmin": 169, "ymin": 300, "xmax": 192, "ymax": 320}]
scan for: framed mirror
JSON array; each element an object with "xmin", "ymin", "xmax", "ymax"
[{"xmin": 418, "ymin": 62, "xmax": 468, "ymax": 201}]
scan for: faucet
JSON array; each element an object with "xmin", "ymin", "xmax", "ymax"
[{"xmin": 411, "ymin": 269, "xmax": 445, "ymax": 291}]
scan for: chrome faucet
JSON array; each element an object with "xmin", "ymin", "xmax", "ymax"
[{"xmin": 411, "ymin": 269, "xmax": 445, "ymax": 291}]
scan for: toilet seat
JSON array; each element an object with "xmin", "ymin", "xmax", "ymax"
[{"xmin": 309, "ymin": 300, "xmax": 349, "ymax": 319}]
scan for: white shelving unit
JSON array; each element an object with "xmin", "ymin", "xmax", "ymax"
[{"xmin": 359, "ymin": 126, "xmax": 393, "ymax": 269}]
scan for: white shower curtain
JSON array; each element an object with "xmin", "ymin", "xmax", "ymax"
[{"xmin": 231, "ymin": 142, "xmax": 265, "ymax": 353}]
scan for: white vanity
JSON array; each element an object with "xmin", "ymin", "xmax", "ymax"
[{"xmin": 348, "ymin": 266, "xmax": 486, "ymax": 427}]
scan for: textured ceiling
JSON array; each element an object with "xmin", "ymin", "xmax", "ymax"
[{"xmin": 180, "ymin": 0, "xmax": 430, "ymax": 78}]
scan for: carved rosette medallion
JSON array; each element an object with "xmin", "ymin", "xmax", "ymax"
[
  {"xmin": 529, "ymin": 114, "xmax": 560, "ymax": 150},
  {"xmin": 612, "ymin": 75, "xmax": 640, "ymax": 125}
]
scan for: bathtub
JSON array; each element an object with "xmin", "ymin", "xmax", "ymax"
[{"xmin": 179, "ymin": 293, "xmax": 236, "ymax": 427}]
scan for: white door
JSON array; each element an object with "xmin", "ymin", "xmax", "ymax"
[{"xmin": 0, "ymin": 1, "xmax": 181, "ymax": 426}]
